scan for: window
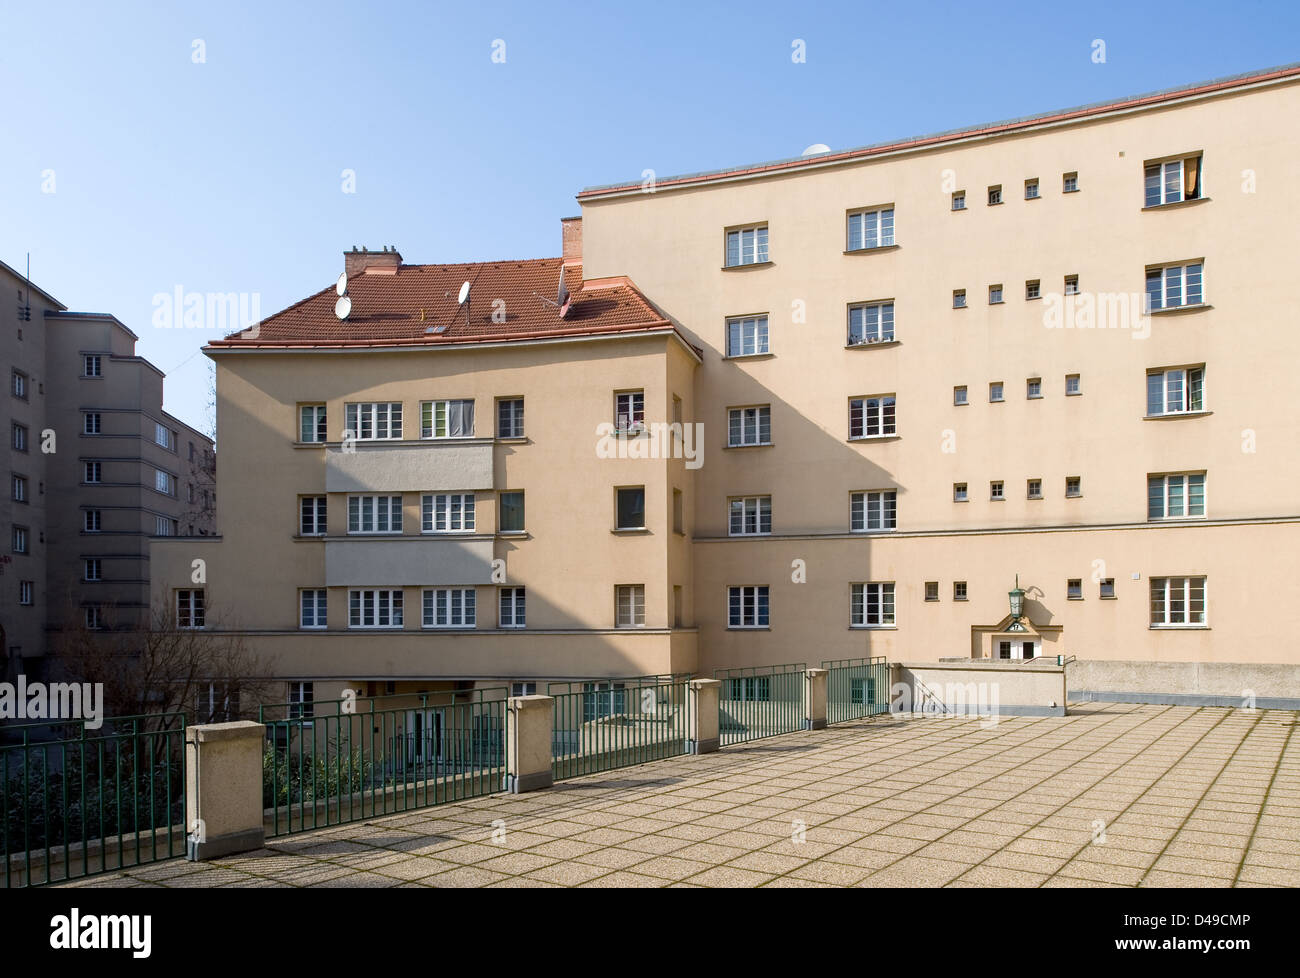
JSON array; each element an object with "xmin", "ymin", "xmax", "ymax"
[
  {"xmin": 725, "ymin": 676, "xmax": 770, "ymax": 703},
  {"xmin": 499, "ymin": 491, "xmax": 525, "ymax": 533},
  {"xmin": 11, "ymin": 370, "xmax": 26, "ymax": 399},
  {"xmin": 850, "ymin": 490, "xmax": 897, "ymax": 532},
  {"xmin": 1025, "ymin": 279, "xmax": 1040, "ymax": 300},
  {"xmin": 11, "ymin": 475, "xmax": 26, "ymax": 502},
  {"xmin": 83, "ymin": 354, "xmax": 102, "ymax": 377},
  {"xmin": 925, "ymin": 581, "xmax": 939, "ymax": 601},
  {"xmin": 846, "ymin": 207, "xmax": 895, "ymax": 250},
  {"xmin": 615, "ymin": 487, "xmax": 646, "ymax": 530},
  {"xmin": 728, "ymin": 586, "xmax": 769, "ymax": 628},
  {"xmin": 1066, "ymin": 476, "xmax": 1081, "ymax": 498},
  {"xmin": 847, "ymin": 302, "xmax": 894, "ymax": 345},
  {"xmin": 348, "ymin": 588, "xmax": 404, "ymax": 628},
  {"xmin": 1146, "ymin": 262, "xmax": 1204, "ymax": 310},
  {"xmin": 154, "ymin": 516, "xmax": 176, "ymax": 536},
  {"xmin": 84, "ymin": 558, "xmax": 102, "ymax": 581},
  {"xmin": 423, "ymin": 588, "xmax": 476, "ymax": 628},
  {"xmin": 421, "ymin": 399, "xmax": 474, "ymax": 439},
  {"xmin": 84, "ymin": 461, "xmax": 101, "ymax": 483},
  {"xmin": 1062, "ymin": 172, "xmax": 1078, "ymax": 193},
  {"xmin": 990, "ymin": 480, "xmax": 1004, "ymax": 500},
  {"xmin": 1144, "ymin": 155, "xmax": 1202, "ymax": 207},
  {"xmin": 12, "ymin": 526, "xmax": 28, "ymax": 554},
  {"xmin": 614, "ymin": 391, "xmax": 645, "ymax": 431},
  {"xmin": 724, "ymin": 225, "xmax": 769, "ymax": 266},
  {"xmin": 299, "ymin": 404, "xmax": 327, "ymax": 443},
  {"xmin": 673, "ymin": 489, "xmax": 684, "ymax": 534},
  {"xmin": 300, "ymin": 589, "xmax": 327, "ymax": 628},
  {"xmin": 1148, "ymin": 473, "xmax": 1206, "ymax": 519},
  {"xmin": 987, "ymin": 185, "xmax": 1002, "ymax": 206},
  {"xmin": 84, "ymin": 510, "xmax": 101, "ymax": 532},
  {"xmin": 348, "ymin": 495, "xmax": 403, "ymax": 534},
  {"xmin": 616, "ymin": 585, "xmax": 646, "ymax": 628},
  {"xmin": 1150, "ymin": 577, "xmax": 1206, "ymax": 626},
  {"xmin": 497, "ymin": 398, "xmax": 524, "ymax": 438},
  {"xmin": 726, "ymin": 315, "xmax": 769, "ymax": 357},
  {"xmin": 19, "ymin": 581, "xmax": 34, "ymax": 605},
  {"xmin": 728, "ymin": 406, "xmax": 770, "ymax": 446},
  {"xmin": 953, "ymin": 289, "xmax": 966, "ymax": 308},
  {"xmin": 499, "ymin": 587, "xmax": 526, "ymax": 628},
  {"xmin": 989, "ymin": 284, "xmax": 1003, "ymax": 304},
  {"xmin": 1066, "ymin": 374, "xmax": 1081, "ymax": 396},
  {"xmin": 1026, "ymin": 378, "xmax": 1042, "ymax": 399},
  {"xmin": 344, "ymin": 402, "xmax": 403, "ymax": 441},
  {"xmin": 511, "ymin": 682, "xmax": 538, "ymax": 697},
  {"xmin": 954, "ymin": 386, "xmax": 968, "ymax": 406},
  {"xmin": 1064, "ymin": 275, "xmax": 1079, "ymax": 295},
  {"xmin": 1067, "ymin": 579, "xmax": 1083, "ymax": 600},
  {"xmin": 1100, "ymin": 579, "xmax": 1116, "ymax": 599},
  {"xmin": 196, "ymin": 683, "xmax": 240, "ymax": 724},
  {"xmin": 154, "ymin": 470, "xmax": 174, "ymax": 495},
  {"xmin": 1147, "ymin": 366, "xmax": 1205, "ymax": 416},
  {"xmin": 583, "ymin": 681, "xmax": 629, "ymax": 721},
  {"xmin": 422, "ymin": 493, "xmax": 475, "ymax": 532},
  {"xmin": 951, "ymin": 191, "xmax": 966, "ymax": 210},
  {"xmin": 848, "ymin": 395, "xmax": 896, "ymax": 438},
  {"xmin": 177, "ymin": 589, "xmax": 205, "ymax": 628},
  {"xmin": 953, "ymin": 483, "xmax": 968, "ymax": 502},
  {"xmin": 288, "ymin": 682, "xmax": 314, "ymax": 721},
  {"xmin": 85, "ymin": 607, "xmax": 103, "ymax": 630},
  {"xmin": 989, "ymin": 383, "xmax": 1004, "ymax": 402},
  {"xmin": 954, "ymin": 581, "xmax": 968, "ymax": 601},
  {"xmin": 851, "ymin": 583, "xmax": 895, "ymax": 627},
  {"xmin": 300, "ymin": 496, "xmax": 327, "ymax": 535},
  {"xmin": 155, "ymin": 423, "xmax": 175, "ymax": 450},
  {"xmin": 13, "ymin": 424, "xmax": 28, "ymax": 452},
  {"xmin": 1024, "ymin": 179, "xmax": 1039, "ymax": 199},
  {"xmin": 729, "ymin": 496, "xmax": 771, "ymax": 536}
]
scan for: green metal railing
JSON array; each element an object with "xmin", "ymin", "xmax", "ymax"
[
  {"xmin": 259, "ymin": 689, "xmax": 507, "ymax": 837},
  {"xmin": 824, "ymin": 657, "xmax": 890, "ymax": 724},
  {"xmin": 1, "ymin": 713, "xmax": 187, "ymax": 888},
  {"xmin": 550, "ymin": 678, "xmax": 690, "ymax": 780},
  {"xmin": 714, "ymin": 664, "xmax": 806, "ymax": 746}
]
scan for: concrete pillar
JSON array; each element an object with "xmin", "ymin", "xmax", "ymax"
[
  {"xmin": 185, "ymin": 721, "xmax": 266, "ymax": 861},
  {"xmin": 688, "ymin": 679, "xmax": 720, "ymax": 754},
  {"xmin": 805, "ymin": 668, "xmax": 828, "ymax": 730},
  {"xmin": 507, "ymin": 695, "xmax": 554, "ymax": 793}
]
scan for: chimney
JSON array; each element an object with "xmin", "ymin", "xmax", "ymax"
[
  {"xmin": 344, "ymin": 245, "xmax": 403, "ymax": 277},
  {"xmin": 560, "ymin": 217, "xmax": 582, "ymax": 263}
]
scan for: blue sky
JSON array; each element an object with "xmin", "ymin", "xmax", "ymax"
[{"xmin": 3, "ymin": 0, "xmax": 1296, "ymax": 435}]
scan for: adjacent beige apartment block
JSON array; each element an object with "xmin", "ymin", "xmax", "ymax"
[{"xmin": 152, "ymin": 64, "xmax": 1300, "ymax": 711}]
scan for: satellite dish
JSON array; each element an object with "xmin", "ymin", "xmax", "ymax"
[
  {"xmin": 334, "ymin": 295, "xmax": 352, "ymax": 320},
  {"xmin": 457, "ymin": 281, "xmax": 471, "ymax": 305},
  {"xmin": 802, "ymin": 143, "xmax": 831, "ymax": 156},
  {"xmin": 335, "ymin": 272, "xmax": 348, "ymax": 297}
]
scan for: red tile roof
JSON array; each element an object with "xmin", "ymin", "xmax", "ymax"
[{"xmin": 208, "ymin": 257, "xmax": 698, "ymax": 356}]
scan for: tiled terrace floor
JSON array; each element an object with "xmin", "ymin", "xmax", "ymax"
[{"xmin": 61, "ymin": 703, "xmax": 1300, "ymax": 888}]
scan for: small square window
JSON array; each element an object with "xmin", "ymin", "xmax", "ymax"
[
  {"xmin": 989, "ymin": 382, "xmax": 1004, "ymax": 402},
  {"xmin": 1100, "ymin": 578, "xmax": 1116, "ymax": 599},
  {"xmin": 987, "ymin": 185, "xmax": 1002, "ymax": 206},
  {"xmin": 953, "ymin": 386, "xmax": 968, "ymax": 406},
  {"xmin": 951, "ymin": 191, "xmax": 966, "ymax": 211},
  {"xmin": 1066, "ymin": 374, "xmax": 1081, "ymax": 396},
  {"xmin": 1025, "ymin": 279, "xmax": 1040, "ymax": 300},
  {"xmin": 924, "ymin": 581, "xmax": 939, "ymax": 601},
  {"xmin": 953, "ymin": 483, "xmax": 968, "ymax": 502},
  {"xmin": 1067, "ymin": 579, "xmax": 1083, "ymax": 599},
  {"xmin": 1027, "ymin": 479, "xmax": 1042, "ymax": 499},
  {"xmin": 990, "ymin": 480, "xmax": 1004, "ymax": 500},
  {"xmin": 1066, "ymin": 476, "xmax": 1082, "ymax": 498},
  {"xmin": 1027, "ymin": 378, "xmax": 1042, "ymax": 399},
  {"xmin": 953, "ymin": 581, "xmax": 968, "ymax": 601},
  {"xmin": 952, "ymin": 289, "xmax": 967, "ymax": 309},
  {"xmin": 1063, "ymin": 172, "xmax": 1079, "ymax": 193},
  {"xmin": 989, "ymin": 284, "xmax": 1003, "ymax": 304},
  {"xmin": 1024, "ymin": 179, "xmax": 1039, "ymax": 199},
  {"xmin": 1064, "ymin": 275, "xmax": 1079, "ymax": 295}
]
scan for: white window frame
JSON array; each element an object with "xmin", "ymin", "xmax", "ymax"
[
  {"xmin": 499, "ymin": 587, "xmax": 526, "ymax": 628},
  {"xmin": 846, "ymin": 207, "xmax": 895, "ymax": 251},
  {"xmin": 422, "ymin": 493, "xmax": 475, "ymax": 533},
  {"xmin": 299, "ymin": 404, "xmax": 327, "ymax": 443},
  {"xmin": 851, "ymin": 582, "xmax": 896, "ymax": 627},
  {"xmin": 1066, "ymin": 477, "xmax": 1082, "ymax": 498},
  {"xmin": 848, "ymin": 395, "xmax": 896, "ymax": 439},
  {"xmin": 347, "ymin": 495, "xmax": 403, "ymax": 534},
  {"xmin": 725, "ymin": 315, "xmax": 770, "ymax": 357},
  {"xmin": 83, "ymin": 412, "xmax": 101, "ymax": 435},
  {"xmin": 423, "ymin": 588, "xmax": 476, "ymax": 628},
  {"xmin": 84, "ymin": 460, "xmax": 100, "ymax": 482},
  {"xmin": 84, "ymin": 510, "xmax": 101, "ymax": 532},
  {"xmin": 1026, "ymin": 378, "xmax": 1042, "ymax": 399},
  {"xmin": 953, "ymin": 289, "xmax": 967, "ymax": 308},
  {"xmin": 345, "ymin": 402, "xmax": 403, "ymax": 441},
  {"xmin": 155, "ymin": 515, "xmax": 176, "ymax": 536},
  {"xmin": 1066, "ymin": 374, "xmax": 1081, "ymax": 396},
  {"xmin": 953, "ymin": 483, "xmax": 968, "ymax": 502},
  {"xmin": 615, "ymin": 585, "xmax": 646, "ymax": 628},
  {"xmin": 989, "ymin": 383, "xmax": 1004, "ymax": 403},
  {"xmin": 83, "ymin": 354, "xmax": 102, "ymax": 377},
  {"xmin": 348, "ymin": 588, "xmax": 404, "ymax": 628},
  {"xmin": 20, "ymin": 580, "xmax": 34, "ymax": 605},
  {"xmin": 155, "ymin": 422, "xmax": 174, "ymax": 450},
  {"xmin": 421, "ymin": 399, "xmax": 475, "ymax": 439},
  {"xmin": 850, "ymin": 490, "xmax": 897, "ymax": 532},
  {"xmin": 728, "ymin": 406, "xmax": 771, "ymax": 447},
  {"xmin": 300, "ymin": 589, "xmax": 327, "ymax": 629},
  {"xmin": 1144, "ymin": 157, "xmax": 1201, "ymax": 207},
  {"xmin": 12, "ymin": 475, "xmax": 26, "ymax": 502},
  {"xmin": 1150, "ymin": 576, "xmax": 1207, "ymax": 627},
  {"xmin": 847, "ymin": 301, "xmax": 895, "ymax": 345},
  {"xmin": 1148, "ymin": 472, "xmax": 1206, "ymax": 520},
  {"xmin": 728, "ymin": 585, "xmax": 769, "ymax": 629},
  {"xmin": 12, "ymin": 370, "xmax": 26, "ymax": 398},
  {"xmin": 729, "ymin": 496, "xmax": 772, "ymax": 536},
  {"xmin": 724, "ymin": 225, "xmax": 769, "ymax": 267},
  {"xmin": 1147, "ymin": 366, "xmax": 1205, "ymax": 416},
  {"xmin": 84, "ymin": 558, "xmax": 101, "ymax": 581},
  {"xmin": 177, "ymin": 588, "xmax": 205, "ymax": 628},
  {"xmin": 496, "ymin": 398, "xmax": 524, "ymax": 438},
  {"xmin": 154, "ymin": 469, "xmax": 174, "ymax": 496},
  {"xmin": 1146, "ymin": 262, "xmax": 1204, "ymax": 311},
  {"xmin": 615, "ymin": 391, "xmax": 645, "ymax": 432},
  {"xmin": 300, "ymin": 496, "xmax": 327, "ymax": 536},
  {"xmin": 13, "ymin": 424, "xmax": 28, "ymax": 451}
]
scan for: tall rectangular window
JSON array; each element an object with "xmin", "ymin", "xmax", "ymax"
[
  {"xmin": 289, "ymin": 682, "xmax": 314, "ymax": 720},
  {"xmin": 154, "ymin": 470, "xmax": 174, "ymax": 495},
  {"xmin": 347, "ymin": 495, "xmax": 403, "ymax": 534},
  {"xmin": 1148, "ymin": 473, "xmax": 1206, "ymax": 519},
  {"xmin": 615, "ymin": 487, "xmax": 646, "ymax": 530},
  {"xmin": 421, "ymin": 399, "xmax": 474, "ymax": 438},
  {"xmin": 84, "ymin": 510, "xmax": 102, "ymax": 532},
  {"xmin": 11, "ymin": 475, "xmax": 26, "ymax": 502},
  {"xmin": 422, "ymin": 493, "xmax": 475, "ymax": 532},
  {"xmin": 423, "ymin": 588, "xmax": 476, "ymax": 628},
  {"xmin": 726, "ymin": 315, "xmax": 769, "ymax": 357},
  {"xmin": 299, "ymin": 404, "xmax": 327, "ymax": 443},
  {"xmin": 83, "ymin": 355, "xmax": 102, "ymax": 377},
  {"xmin": 155, "ymin": 516, "xmax": 176, "ymax": 536},
  {"xmin": 13, "ymin": 424, "xmax": 28, "ymax": 452},
  {"xmin": 728, "ymin": 406, "xmax": 770, "ymax": 446},
  {"xmin": 496, "ymin": 398, "xmax": 524, "ymax": 438},
  {"xmin": 300, "ymin": 589, "xmax": 327, "ymax": 628},
  {"xmin": 300, "ymin": 496, "xmax": 327, "ymax": 535},
  {"xmin": 84, "ymin": 412, "xmax": 102, "ymax": 435},
  {"xmin": 84, "ymin": 461, "xmax": 101, "ymax": 483},
  {"xmin": 499, "ymin": 587, "xmax": 526, "ymax": 628},
  {"xmin": 848, "ymin": 396, "xmax": 896, "ymax": 438},
  {"xmin": 11, "ymin": 370, "xmax": 27, "ymax": 398},
  {"xmin": 615, "ymin": 585, "xmax": 646, "ymax": 627},
  {"xmin": 345, "ymin": 402, "xmax": 403, "ymax": 440},
  {"xmin": 847, "ymin": 302, "xmax": 895, "ymax": 345},
  {"xmin": 614, "ymin": 391, "xmax": 645, "ymax": 431},
  {"xmin": 729, "ymin": 496, "xmax": 772, "ymax": 536},
  {"xmin": 1146, "ymin": 262, "xmax": 1204, "ymax": 310},
  {"xmin": 728, "ymin": 586, "xmax": 769, "ymax": 628},
  {"xmin": 724, "ymin": 225, "xmax": 768, "ymax": 266},
  {"xmin": 348, "ymin": 588, "xmax": 404, "ymax": 628},
  {"xmin": 20, "ymin": 581, "xmax": 34, "ymax": 605},
  {"xmin": 1147, "ymin": 367, "xmax": 1205, "ymax": 416},
  {"xmin": 85, "ymin": 558, "xmax": 102, "ymax": 581},
  {"xmin": 851, "ymin": 583, "xmax": 895, "ymax": 626},
  {"xmin": 850, "ymin": 491, "xmax": 897, "ymax": 531},
  {"xmin": 177, "ymin": 589, "xmax": 205, "ymax": 628},
  {"xmin": 155, "ymin": 423, "xmax": 175, "ymax": 450},
  {"xmin": 499, "ymin": 492, "xmax": 525, "ymax": 533},
  {"xmin": 1150, "ymin": 577, "xmax": 1206, "ymax": 626},
  {"xmin": 846, "ymin": 207, "xmax": 895, "ymax": 251}
]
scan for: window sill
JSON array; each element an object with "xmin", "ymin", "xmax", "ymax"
[
  {"xmin": 1063, "ymin": 188, "xmax": 1081, "ymax": 194},
  {"xmin": 721, "ymin": 261, "xmax": 774, "ymax": 271},
  {"xmin": 1027, "ymin": 394, "xmax": 1043, "ymax": 400},
  {"xmin": 952, "ymin": 304, "xmax": 968, "ymax": 310},
  {"xmin": 1148, "ymin": 302, "xmax": 1212, "ymax": 316},
  {"xmin": 729, "ymin": 532, "xmax": 772, "ymax": 539},
  {"xmin": 845, "ymin": 339, "xmax": 899, "ymax": 350},
  {"xmin": 727, "ymin": 626, "xmax": 771, "ymax": 631},
  {"xmin": 496, "ymin": 436, "xmax": 529, "ymax": 444},
  {"xmin": 849, "ymin": 625, "xmax": 896, "ymax": 631},
  {"xmin": 1146, "ymin": 516, "xmax": 1208, "ymax": 523},
  {"xmin": 1066, "ymin": 495, "xmax": 1083, "ymax": 500},
  {"xmin": 850, "ymin": 528, "xmax": 896, "ymax": 535},
  {"xmin": 422, "ymin": 626, "xmax": 477, "ymax": 632},
  {"xmin": 723, "ymin": 442, "xmax": 773, "ymax": 450},
  {"xmin": 842, "ymin": 244, "xmax": 900, "ymax": 256},
  {"xmin": 723, "ymin": 352, "xmax": 775, "ymax": 362},
  {"xmin": 1149, "ymin": 625, "xmax": 1209, "ymax": 630},
  {"xmin": 1142, "ymin": 196, "xmax": 1209, "ymax": 212},
  {"xmin": 498, "ymin": 530, "xmax": 529, "ymax": 538},
  {"xmin": 612, "ymin": 527, "xmax": 650, "ymax": 535},
  {"xmin": 1100, "ymin": 596, "xmax": 1118, "ymax": 601},
  {"xmin": 988, "ymin": 299, "xmax": 1005, "ymax": 305},
  {"xmin": 1067, "ymin": 596, "xmax": 1084, "ymax": 601},
  {"xmin": 1066, "ymin": 391, "xmax": 1082, "ymax": 397},
  {"xmin": 848, "ymin": 434, "xmax": 900, "ymax": 444}
]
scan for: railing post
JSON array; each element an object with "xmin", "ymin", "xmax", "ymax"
[
  {"xmin": 507, "ymin": 695, "xmax": 554, "ymax": 793},
  {"xmin": 687, "ymin": 679, "xmax": 721, "ymax": 754},
  {"xmin": 185, "ymin": 721, "xmax": 266, "ymax": 861},
  {"xmin": 804, "ymin": 668, "xmax": 829, "ymax": 730}
]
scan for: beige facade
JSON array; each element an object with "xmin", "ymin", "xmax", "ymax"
[{"xmin": 151, "ymin": 65, "xmax": 1300, "ymax": 709}]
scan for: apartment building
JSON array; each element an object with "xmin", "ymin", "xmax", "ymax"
[
  {"xmin": 0, "ymin": 259, "xmax": 215, "ymax": 682},
  {"xmin": 153, "ymin": 63, "xmax": 1300, "ymax": 710}
]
